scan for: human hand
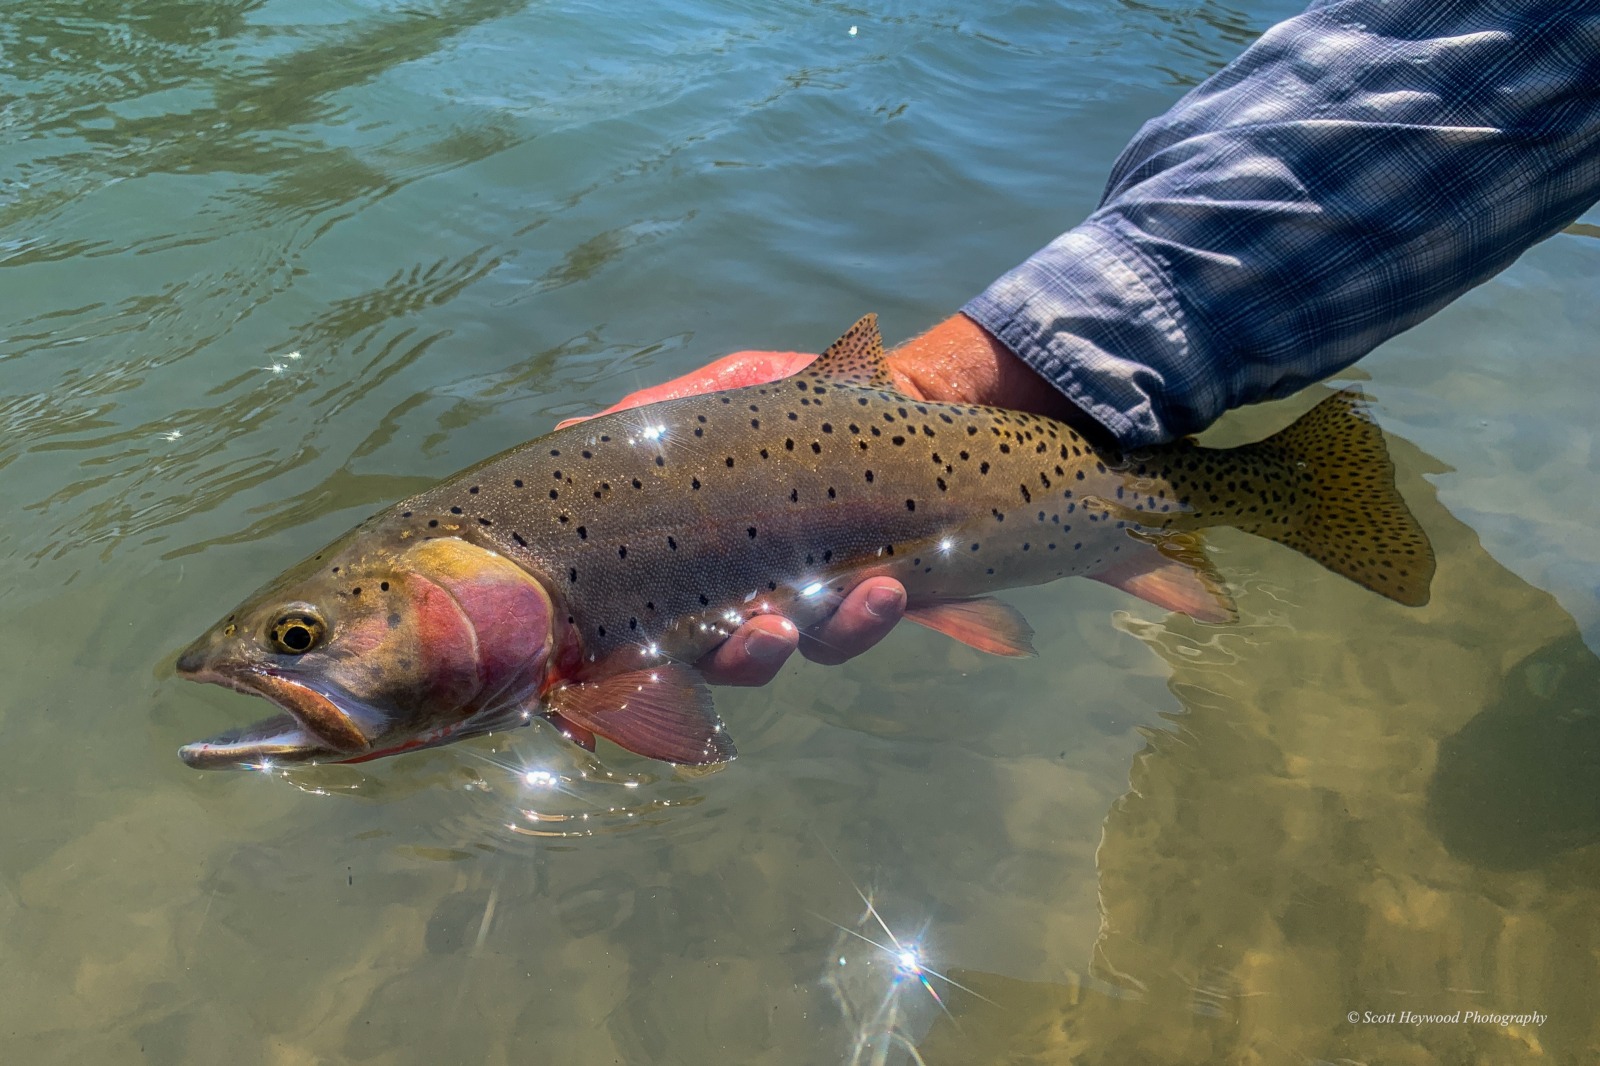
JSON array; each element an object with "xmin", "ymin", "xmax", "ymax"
[{"xmin": 560, "ymin": 315, "xmax": 1088, "ymax": 686}]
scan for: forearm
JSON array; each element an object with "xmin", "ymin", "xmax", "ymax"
[{"xmin": 965, "ymin": 0, "xmax": 1600, "ymax": 447}]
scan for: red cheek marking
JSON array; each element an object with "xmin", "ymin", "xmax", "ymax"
[
  {"xmin": 409, "ymin": 579, "xmax": 481, "ymax": 708},
  {"xmin": 405, "ymin": 540, "xmax": 555, "ymax": 704}
]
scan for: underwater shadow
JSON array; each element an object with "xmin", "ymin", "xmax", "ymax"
[{"xmin": 1428, "ymin": 629, "xmax": 1600, "ymax": 870}]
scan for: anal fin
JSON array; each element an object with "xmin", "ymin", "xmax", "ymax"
[
  {"xmin": 903, "ymin": 596, "xmax": 1036, "ymax": 657},
  {"xmin": 545, "ymin": 663, "xmax": 735, "ymax": 766},
  {"xmin": 1089, "ymin": 531, "xmax": 1236, "ymax": 623}
]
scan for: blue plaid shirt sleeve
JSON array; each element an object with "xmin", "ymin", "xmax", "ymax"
[{"xmin": 962, "ymin": 0, "xmax": 1600, "ymax": 448}]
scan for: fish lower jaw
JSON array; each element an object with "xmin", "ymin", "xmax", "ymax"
[{"xmin": 178, "ymin": 665, "xmax": 371, "ymax": 769}]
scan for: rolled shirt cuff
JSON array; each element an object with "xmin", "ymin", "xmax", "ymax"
[{"xmin": 961, "ymin": 219, "xmax": 1222, "ymax": 450}]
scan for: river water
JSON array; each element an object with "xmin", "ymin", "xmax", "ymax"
[{"xmin": 2, "ymin": 1, "xmax": 1597, "ymax": 1062}]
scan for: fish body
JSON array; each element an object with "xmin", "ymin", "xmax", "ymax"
[{"xmin": 177, "ymin": 316, "xmax": 1433, "ymax": 769}]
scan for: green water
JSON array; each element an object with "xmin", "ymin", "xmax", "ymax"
[{"xmin": 3, "ymin": 2, "xmax": 1598, "ymax": 1062}]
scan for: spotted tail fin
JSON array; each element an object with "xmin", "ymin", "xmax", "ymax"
[{"xmin": 1250, "ymin": 390, "xmax": 1434, "ymax": 606}]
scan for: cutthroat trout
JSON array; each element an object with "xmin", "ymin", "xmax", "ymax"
[{"xmin": 176, "ymin": 315, "xmax": 1434, "ymax": 769}]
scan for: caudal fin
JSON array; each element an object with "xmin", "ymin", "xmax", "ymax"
[{"xmin": 1252, "ymin": 390, "xmax": 1434, "ymax": 606}]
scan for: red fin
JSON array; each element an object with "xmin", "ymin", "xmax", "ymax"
[
  {"xmin": 545, "ymin": 712, "xmax": 596, "ymax": 752},
  {"xmin": 1089, "ymin": 532, "xmax": 1237, "ymax": 623},
  {"xmin": 903, "ymin": 597, "xmax": 1036, "ymax": 657},
  {"xmin": 545, "ymin": 664, "xmax": 735, "ymax": 765}
]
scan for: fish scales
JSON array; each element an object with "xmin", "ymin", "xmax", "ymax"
[
  {"xmin": 176, "ymin": 315, "xmax": 1434, "ymax": 770},
  {"xmin": 400, "ymin": 383, "xmax": 1148, "ymax": 663}
]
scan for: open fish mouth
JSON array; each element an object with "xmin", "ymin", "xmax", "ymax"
[
  {"xmin": 178, "ymin": 712, "xmax": 343, "ymax": 769},
  {"xmin": 177, "ymin": 666, "xmax": 371, "ymax": 770}
]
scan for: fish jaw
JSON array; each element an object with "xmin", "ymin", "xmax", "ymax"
[{"xmin": 175, "ymin": 663, "xmax": 376, "ymax": 769}]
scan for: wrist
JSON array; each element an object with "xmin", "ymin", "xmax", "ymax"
[{"xmin": 886, "ymin": 314, "xmax": 1108, "ymax": 442}]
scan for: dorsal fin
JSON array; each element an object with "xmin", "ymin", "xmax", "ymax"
[{"xmin": 806, "ymin": 314, "xmax": 896, "ymax": 388}]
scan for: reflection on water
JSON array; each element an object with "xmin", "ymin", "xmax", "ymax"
[{"xmin": 1, "ymin": 0, "xmax": 1597, "ymax": 1063}]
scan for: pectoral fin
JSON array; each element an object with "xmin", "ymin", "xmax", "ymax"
[
  {"xmin": 545, "ymin": 663, "xmax": 735, "ymax": 765},
  {"xmin": 903, "ymin": 596, "xmax": 1036, "ymax": 657},
  {"xmin": 545, "ymin": 712, "xmax": 597, "ymax": 752},
  {"xmin": 1089, "ymin": 531, "xmax": 1237, "ymax": 623}
]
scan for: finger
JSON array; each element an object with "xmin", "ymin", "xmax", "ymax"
[
  {"xmin": 799, "ymin": 578, "xmax": 906, "ymax": 666},
  {"xmin": 556, "ymin": 350, "xmax": 818, "ymax": 429},
  {"xmin": 698, "ymin": 613, "xmax": 799, "ymax": 687}
]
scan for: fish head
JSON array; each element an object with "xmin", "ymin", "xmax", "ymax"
[{"xmin": 176, "ymin": 533, "xmax": 556, "ymax": 770}]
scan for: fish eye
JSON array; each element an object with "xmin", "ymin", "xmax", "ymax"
[{"xmin": 269, "ymin": 613, "xmax": 325, "ymax": 655}]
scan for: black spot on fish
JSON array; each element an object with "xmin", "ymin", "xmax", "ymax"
[
  {"xmin": 352, "ymin": 587, "xmax": 362, "ymax": 596},
  {"xmin": 469, "ymin": 486, "xmax": 480, "ymax": 494},
  {"xmin": 550, "ymin": 489, "xmax": 560, "ymax": 500},
  {"xmin": 828, "ymin": 487, "xmax": 836, "ymax": 498},
  {"xmin": 512, "ymin": 532, "xmax": 528, "ymax": 547},
  {"xmin": 760, "ymin": 448, "xmax": 770, "ymax": 459},
  {"xmin": 892, "ymin": 435, "xmax": 905, "ymax": 446},
  {"xmin": 747, "ymin": 527, "xmax": 758, "ymax": 539},
  {"xmin": 905, "ymin": 499, "xmax": 916, "ymax": 511},
  {"xmin": 568, "ymin": 567, "xmax": 578, "ymax": 582},
  {"xmin": 402, "ymin": 511, "xmax": 413, "ymax": 518},
  {"xmin": 725, "ymin": 456, "xmax": 735, "ymax": 468},
  {"xmin": 582, "ymin": 450, "xmax": 592, "ymax": 459},
  {"xmin": 656, "ymin": 456, "xmax": 665, "ymax": 467},
  {"xmin": 550, "ymin": 449, "xmax": 560, "ymax": 456},
  {"xmin": 577, "ymin": 526, "xmax": 588, "ymax": 540},
  {"xmin": 865, "ymin": 470, "xmax": 874, "ymax": 483},
  {"xmin": 428, "ymin": 520, "xmax": 439, "ymax": 528},
  {"xmin": 811, "ymin": 441, "xmax": 822, "ymax": 454},
  {"xmin": 478, "ymin": 517, "xmax": 492, "ymax": 526},
  {"xmin": 691, "ymin": 477, "xmax": 701, "ymax": 490},
  {"xmin": 387, "ymin": 612, "xmax": 401, "ymax": 628},
  {"xmin": 699, "ymin": 593, "xmax": 709, "ymax": 606},
  {"xmin": 450, "ymin": 505, "xmax": 463, "ymax": 514},
  {"xmin": 618, "ymin": 545, "xmax": 628, "ymax": 559},
  {"xmin": 632, "ymin": 478, "xmax": 642, "ymax": 489},
  {"xmin": 597, "ymin": 625, "xmax": 607, "ymax": 638},
  {"xmin": 787, "ymin": 412, "xmax": 798, "ymax": 421},
  {"xmin": 512, "ymin": 480, "xmax": 523, "ymax": 489},
  {"xmin": 751, "ymin": 419, "xmax": 760, "ymax": 429},
  {"xmin": 822, "ymin": 423, "xmax": 833, "ymax": 433},
  {"xmin": 668, "ymin": 536, "xmax": 678, "ymax": 551}
]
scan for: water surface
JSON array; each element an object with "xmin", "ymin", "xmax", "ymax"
[{"xmin": 3, "ymin": 1, "xmax": 1598, "ymax": 1062}]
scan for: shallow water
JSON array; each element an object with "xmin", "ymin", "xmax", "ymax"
[{"xmin": 2, "ymin": 1, "xmax": 1597, "ymax": 1063}]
